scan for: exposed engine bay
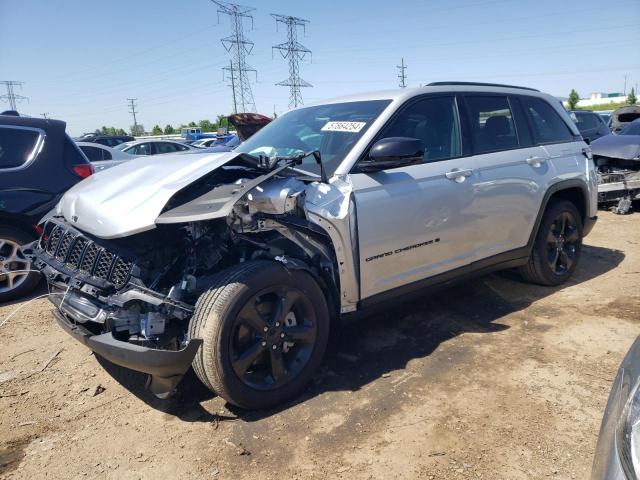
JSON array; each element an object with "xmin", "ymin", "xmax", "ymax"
[
  {"xmin": 28, "ymin": 155, "xmax": 349, "ymax": 394},
  {"xmin": 595, "ymin": 156, "xmax": 640, "ymax": 215}
]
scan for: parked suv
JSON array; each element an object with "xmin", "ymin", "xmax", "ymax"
[
  {"xmin": 29, "ymin": 82, "xmax": 597, "ymax": 408},
  {"xmin": 75, "ymin": 133, "xmax": 135, "ymax": 147},
  {"xmin": 0, "ymin": 114, "xmax": 93, "ymax": 302}
]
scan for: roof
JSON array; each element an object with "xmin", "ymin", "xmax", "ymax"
[
  {"xmin": 121, "ymin": 138, "xmax": 189, "ymax": 146},
  {"xmin": 0, "ymin": 114, "xmax": 66, "ymax": 131},
  {"xmin": 304, "ymin": 83, "xmax": 551, "ymax": 108}
]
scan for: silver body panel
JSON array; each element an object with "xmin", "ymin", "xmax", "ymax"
[
  {"xmin": 54, "ymin": 85, "xmax": 595, "ymax": 310},
  {"xmin": 57, "ymin": 151, "xmax": 236, "ymax": 238}
]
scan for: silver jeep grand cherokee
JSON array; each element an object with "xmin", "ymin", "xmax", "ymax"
[{"xmin": 29, "ymin": 82, "xmax": 598, "ymax": 409}]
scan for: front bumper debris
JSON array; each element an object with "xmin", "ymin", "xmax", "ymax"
[
  {"xmin": 27, "ymin": 217, "xmax": 201, "ymax": 397},
  {"xmin": 53, "ymin": 308, "xmax": 202, "ymax": 395}
]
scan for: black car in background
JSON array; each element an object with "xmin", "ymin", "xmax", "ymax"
[
  {"xmin": 74, "ymin": 133, "xmax": 135, "ymax": 147},
  {"xmin": 571, "ymin": 110, "xmax": 611, "ymax": 143},
  {"xmin": 0, "ymin": 113, "xmax": 93, "ymax": 302}
]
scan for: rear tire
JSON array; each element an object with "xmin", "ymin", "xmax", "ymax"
[
  {"xmin": 189, "ymin": 260, "xmax": 330, "ymax": 409},
  {"xmin": 519, "ymin": 200, "xmax": 583, "ymax": 286},
  {"xmin": 0, "ymin": 226, "xmax": 40, "ymax": 303}
]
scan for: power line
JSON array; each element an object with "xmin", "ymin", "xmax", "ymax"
[
  {"xmin": 127, "ymin": 98, "xmax": 139, "ymax": 133},
  {"xmin": 213, "ymin": 0, "xmax": 257, "ymax": 113},
  {"xmin": 397, "ymin": 58, "xmax": 407, "ymax": 88},
  {"xmin": 271, "ymin": 13, "xmax": 312, "ymax": 109},
  {"xmin": 0, "ymin": 81, "xmax": 28, "ymax": 111}
]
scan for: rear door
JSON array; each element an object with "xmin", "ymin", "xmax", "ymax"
[
  {"xmin": 351, "ymin": 94, "xmax": 477, "ymax": 299},
  {"xmin": 518, "ymin": 95, "xmax": 584, "ymax": 198},
  {"xmin": 459, "ymin": 93, "xmax": 553, "ymax": 261}
]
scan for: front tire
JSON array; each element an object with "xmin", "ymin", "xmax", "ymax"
[
  {"xmin": 189, "ymin": 260, "xmax": 330, "ymax": 409},
  {"xmin": 0, "ymin": 226, "xmax": 40, "ymax": 303},
  {"xmin": 519, "ymin": 200, "xmax": 583, "ymax": 286}
]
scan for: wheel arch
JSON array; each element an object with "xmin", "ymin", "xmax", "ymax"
[
  {"xmin": 0, "ymin": 214, "xmax": 40, "ymax": 240},
  {"xmin": 527, "ymin": 179, "xmax": 589, "ymax": 249}
]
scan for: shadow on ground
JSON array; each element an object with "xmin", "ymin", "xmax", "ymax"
[{"xmin": 98, "ymin": 244, "xmax": 625, "ymax": 423}]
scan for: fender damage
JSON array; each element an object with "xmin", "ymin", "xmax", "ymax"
[{"xmin": 29, "ymin": 152, "xmax": 353, "ymax": 396}]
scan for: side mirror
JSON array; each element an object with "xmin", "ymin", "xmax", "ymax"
[{"xmin": 359, "ymin": 137, "xmax": 424, "ymax": 172}]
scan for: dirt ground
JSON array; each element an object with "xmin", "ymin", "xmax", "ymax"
[{"xmin": 1, "ymin": 211, "xmax": 639, "ymax": 480}]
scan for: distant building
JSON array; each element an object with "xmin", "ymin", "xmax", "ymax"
[{"xmin": 576, "ymin": 92, "xmax": 628, "ymax": 107}]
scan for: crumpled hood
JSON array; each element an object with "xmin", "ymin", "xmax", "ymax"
[
  {"xmin": 57, "ymin": 151, "xmax": 237, "ymax": 238},
  {"xmin": 591, "ymin": 134, "xmax": 640, "ymax": 161}
]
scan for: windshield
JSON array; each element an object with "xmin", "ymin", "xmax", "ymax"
[
  {"xmin": 235, "ymin": 100, "xmax": 391, "ymax": 176},
  {"xmin": 621, "ymin": 120, "xmax": 640, "ymax": 135}
]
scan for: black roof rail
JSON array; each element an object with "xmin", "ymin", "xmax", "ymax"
[{"xmin": 427, "ymin": 81, "xmax": 540, "ymax": 92}]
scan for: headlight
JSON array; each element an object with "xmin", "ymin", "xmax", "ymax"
[{"xmin": 617, "ymin": 378, "xmax": 640, "ymax": 479}]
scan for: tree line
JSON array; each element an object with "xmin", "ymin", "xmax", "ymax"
[{"xmin": 94, "ymin": 115, "xmax": 231, "ymax": 137}]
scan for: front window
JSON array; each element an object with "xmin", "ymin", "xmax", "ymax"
[{"xmin": 236, "ymin": 100, "xmax": 391, "ymax": 175}]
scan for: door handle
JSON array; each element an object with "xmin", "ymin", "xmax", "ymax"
[
  {"xmin": 525, "ymin": 156, "xmax": 547, "ymax": 167},
  {"xmin": 445, "ymin": 168, "xmax": 473, "ymax": 182}
]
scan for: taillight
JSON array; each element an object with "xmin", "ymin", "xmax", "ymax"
[
  {"xmin": 33, "ymin": 224, "xmax": 44, "ymax": 237},
  {"xmin": 73, "ymin": 164, "xmax": 94, "ymax": 178}
]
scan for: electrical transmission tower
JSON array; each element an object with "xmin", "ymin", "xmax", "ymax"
[
  {"xmin": 271, "ymin": 14, "xmax": 312, "ymax": 109},
  {"xmin": 213, "ymin": 0, "xmax": 257, "ymax": 113},
  {"xmin": 397, "ymin": 58, "xmax": 407, "ymax": 88},
  {"xmin": 0, "ymin": 81, "xmax": 28, "ymax": 111},
  {"xmin": 127, "ymin": 98, "xmax": 139, "ymax": 134}
]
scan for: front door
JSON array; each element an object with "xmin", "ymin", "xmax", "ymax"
[{"xmin": 350, "ymin": 95, "xmax": 477, "ymax": 300}]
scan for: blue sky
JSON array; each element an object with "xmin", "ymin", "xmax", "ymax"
[{"xmin": 1, "ymin": 0, "xmax": 639, "ymax": 136}]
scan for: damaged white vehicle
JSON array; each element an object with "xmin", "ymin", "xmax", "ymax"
[{"xmin": 29, "ymin": 83, "xmax": 597, "ymax": 409}]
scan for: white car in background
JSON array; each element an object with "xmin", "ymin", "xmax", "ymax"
[
  {"xmin": 76, "ymin": 141, "xmax": 137, "ymax": 172},
  {"xmin": 114, "ymin": 139, "xmax": 196, "ymax": 156}
]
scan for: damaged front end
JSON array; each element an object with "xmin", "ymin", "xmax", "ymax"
[
  {"xmin": 594, "ymin": 154, "xmax": 640, "ymax": 215},
  {"xmin": 28, "ymin": 154, "xmax": 345, "ymax": 396}
]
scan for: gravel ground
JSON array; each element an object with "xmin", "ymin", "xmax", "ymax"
[{"xmin": 1, "ymin": 211, "xmax": 638, "ymax": 480}]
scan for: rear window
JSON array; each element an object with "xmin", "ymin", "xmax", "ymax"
[
  {"xmin": 521, "ymin": 97, "xmax": 574, "ymax": 144},
  {"xmin": 0, "ymin": 126, "xmax": 42, "ymax": 169},
  {"xmin": 79, "ymin": 145, "xmax": 103, "ymax": 161},
  {"xmin": 64, "ymin": 136, "xmax": 90, "ymax": 166},
  {"xmin": 618, "ymin": 112, "xmax": 640, "ymax": 123},
  {"xmin": 464, "ymin": 95, "xmax": 519, "ymax": 154}
]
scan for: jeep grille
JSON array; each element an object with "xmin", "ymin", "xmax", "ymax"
[{"xmin": 41, "ymin": 221, "xmax": 132, "ymax": 289}]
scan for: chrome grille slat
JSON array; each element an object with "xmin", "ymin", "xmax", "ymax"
[
  {"xmin": 66, "ymin": 237, "xmax": 88, "ymax": 270},
  {"xmin": 110, "ymin": 258, "xmax": 133, "ymax": 289},
  {"xmin": 55, "ymin": 232, "xmax": 75, "ymax": 261},
  {"xmin": 46, "ymin": 226, "xmax": 62, "ymax": 255},
  {"xmin": 94, "ymin": 251, "xmax": 115, "ymax": 280},
  {"xmin": 80, "ymin": 243, "xmax": 100, "ymax": 274}
]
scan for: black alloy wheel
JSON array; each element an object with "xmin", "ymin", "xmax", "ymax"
[
  {"xmin": 546, "ymin": 211, "xmax": 580, "ymax": 276},
  {"xmin": 518, "ymin": 199, "xmax": 583, "ymax": 286},
  {"xmin": 189, "ymin": 260, "xmax": 330, "ymax": 409},
  {"xmin": 230, "ymin": 286, "xmax": 318, "ymax": 391}
]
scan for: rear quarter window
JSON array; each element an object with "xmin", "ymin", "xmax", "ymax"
[
  {"xmin": 64, "ymin": 136, "xmax": 90, "ymax": 166},
  {"xmin": 0, "ymin": 126, "xmax": 42, "ymax": 169},
  {"xmin": 521, "ymin": 97, "xmax": 574, "ymax": 144},
  {"xmin": 79, "ymin": 145, "xmax": 103, "ymax": 161}
]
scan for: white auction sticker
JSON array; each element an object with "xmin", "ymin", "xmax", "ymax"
[{"xmin": 321, "ymin": 121, "xmax": 366, "ymax": 133}]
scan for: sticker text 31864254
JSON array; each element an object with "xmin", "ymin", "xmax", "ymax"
[{"xmin": 321, "ymin": 121, "xmax": 366, "ymax": 133}]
